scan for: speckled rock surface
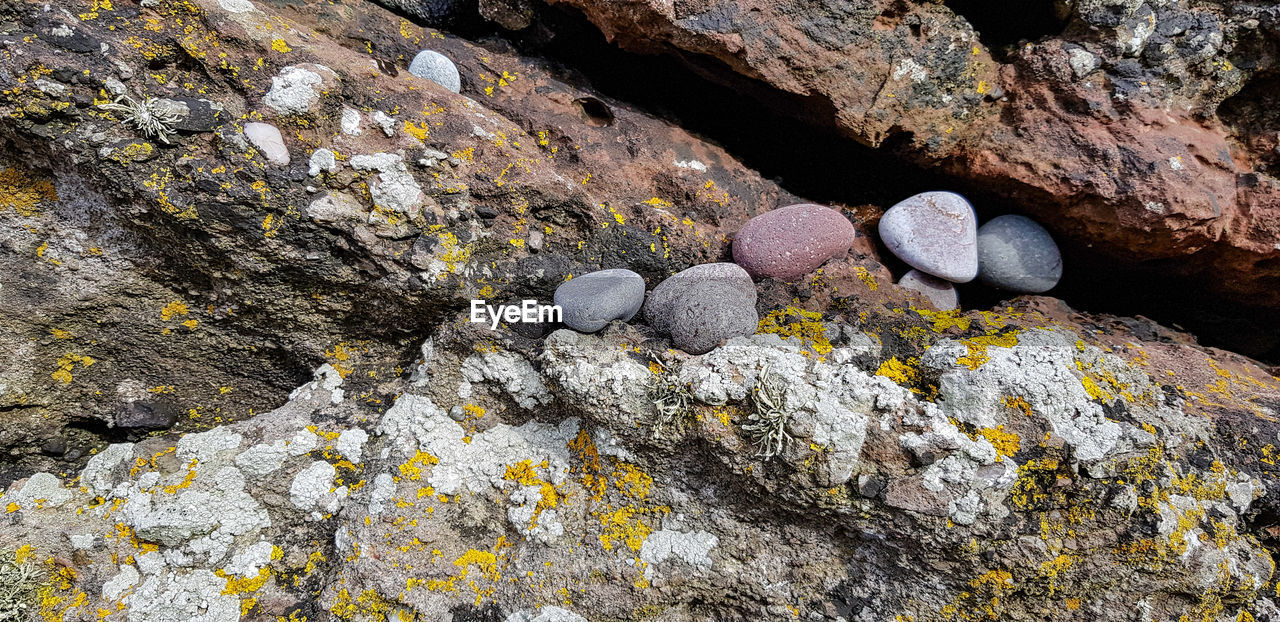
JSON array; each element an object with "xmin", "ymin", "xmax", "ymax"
[
  {"xmin": 879, "ymin": 191, "xmax": 979, "ymax": 283},
  {"xmin": 731, "ymin": 203, "xmax": 856, "ymax": 280},
  {"xmin": 644, "ymin": 263, "xmax": 758, "ymax": 354},
  {"xmin": 4, "ymin": 0, "xmax": 1280, "ymax": 620},
  {"xmin": 553, "ymin": 268, "xmax": 645, "ymax": 332},
  {"xmin": 977, "ymin": 215, "xmax": 1064, "ymax": 293}
]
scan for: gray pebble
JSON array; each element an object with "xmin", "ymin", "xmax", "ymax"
[
  {"xmin": 977, "ymin": 215, "xmax": 1063, "ymax": 293},
  {"xmin": 878, "ymin": 191, "xmax": 978, "ymax": 283},
  {"xmin": 553, "ymin": 268, "xmax": 645, "ymax": 333},
  {"xmin": 644, "ymin": 263, "xmax": 758, "ymax": 355},
  {"xmin": 897, "ymin": 269, "xmax": 958, "ymax": 311},
  {"xmin": 408, "ymin": 50, "xmax": 461, "ymax": 94}
]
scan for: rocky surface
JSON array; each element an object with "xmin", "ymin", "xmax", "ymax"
[
  {"xmin": 544, "ymin": 0, "xmax": 1280, "ymax": 310},
  {"xmin": 3, "ymin": 0, "xmax": 1280, "ymax": 620}
]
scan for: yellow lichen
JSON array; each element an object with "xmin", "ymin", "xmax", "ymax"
[
  {"xmin": 0, "ymin": 167, "xmax": 58, "ymax": 216},
  {"xmin": 757, "ymin": 307, "xmax": 832, "ymax": 357}
]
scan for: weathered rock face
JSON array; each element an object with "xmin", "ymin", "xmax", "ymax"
[
  {"xmin": 3, "ymin": 0, "xmax": 1280, "ymax": 620},
  {"xmin": 543, "ymin": 0, "xmax": 1280, "ymax": 309}
]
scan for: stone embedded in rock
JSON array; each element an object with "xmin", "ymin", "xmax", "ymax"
[
  {"xmin": 878, "ymin": 191, "xmax": 978, "ymax": 283},
  {"xmin": 244, "ymin": 122, "xmax": 290, "ymax": 165},
  {"xmin": 897, "ymin": 269, "xmax": 959, "ymax": 311},
  {"xmin": 977, "ymin": 214, "xmax": 1063, "ymax": 293},
  {"xmin": 553, "ymin": 268, "xmax": 646, "ymax": 333},
  {"xmin": 644, "ymin": 263, "xmax": 758, "ymax": 354},
  {"xmin": 732, "ymin": 203, "xmax": 857, "ymax": 281},
  {"xmin": 408, "ymin": 50, "xmax": 461, "ymax": 94}
]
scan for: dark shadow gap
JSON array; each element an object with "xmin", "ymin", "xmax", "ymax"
[{"xmin": 946, "ymin": 0, "xmax": 1068, "ymax": 53}]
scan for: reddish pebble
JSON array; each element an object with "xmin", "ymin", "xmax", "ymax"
[{"xmin": 732, "ymin": 204, "xmax": 857, "ymax": 281}]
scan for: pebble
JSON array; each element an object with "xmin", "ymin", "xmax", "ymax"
[
  {"xmin": 897, "ymin": 270, "xmax": 958, "ymax": 311},
  {"xmin": 977, "ymin": 215, "xmax": 1063, "ymax": 293},
  {"xmin": 878, "ymin": 191, "xmax": 978, "ymax": 283},
  {"xmin": 644, "ymin": 263, "xmax": 758, "ymax": 355},
  {"xmin": 553, "ymin": 269, "xmax": 646, "ymax": 333},
  {"xmin": 408, "ymin": 50, "xmax": 461, "ymax": 94},
  {"xmin": 244, "ymin": 122, "xmax": 290, "ymax": 165},
  {"xmin": 732, "ymin": 203, "xmax": 857, "ymax": 280}
]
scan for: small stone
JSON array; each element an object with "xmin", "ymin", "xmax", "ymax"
[
  {"xmin": 263, "ymin": 64, "xmax": 336, "ymax": 116},
  {"xmin": 878, "ymin": 191, "xmax": 978, "ymax": 283},
  {"xmin": 244, "ymin": 122, "xmax": 289, "ymax": 165},
  {"xmin": 897, "ymin": 270, "xmax": 958, "ymax": 311},
  {"xmin": 553, "ymin": 269, "xmax": 645, "ymax": 333},
  {"xmin": 732, "ymin": 203, "xmax": 857, "ymax": 281},
  {"xmin": 976, "ymin": 215, "xmax": 1063, "ymax": 293},
  {"xmin": 308, "ymin": 148, "xmax": 337, "ymax": 177},
  {"xmin": 408, "ymin": 50, "xmax": 461, "ymax": 94},
  {"xmin": 644, "ymin": 263, "xmax": 758, "ymax": 355}
]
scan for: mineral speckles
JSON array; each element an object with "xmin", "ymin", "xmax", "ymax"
[
  {"xmin": 897, "ymin": 269, "xmax": 958, "ymax": 311},
  {"xmin": 644, "ymin": 263, "xmax": 759, "ymax": 355},
  {"xmin": 408, "ymin": 49, "xmax": 462, "ymax": 94},
  {"xmin": 243, "ymin": 122, "xmax": 290, "ymax": 166},
  {"xmin": 731, "ymin": 203, "xmax": 856, "ymax": 280},
  {"xmin": 879, "ymin": 191, "xmax": 978, "ymax": 283},
  {"xmin": 977, "ymin": 214, "xmax": 1063, "ymax": 293},
  {"xmin": 553, "ymin": 268, "xmax": 645, "ymax": 333}
]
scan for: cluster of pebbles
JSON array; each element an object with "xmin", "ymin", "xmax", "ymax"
[
  {"xmin": 880, "ymin": 191, "xmax": 1063, "ymax": 311},
  {"xmin": 399, "ymin": 51, "xmax": 1063, "ymax": 353}
]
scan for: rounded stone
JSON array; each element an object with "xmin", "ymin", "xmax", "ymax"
[
  {"xmin": 408, "ymin": 50, "xmax": 461, "ymax": 94},
  {"xmin": 553, "ymin": 269, "xmax": 646, "ymax": 333},
  {"xmin": 244, "ymin": 122, "xmax": 289, "ymax": 166},
  {"xmin": 878, "ymin": 191, "xmax": 978, "ymax": 283},
  {"xmin": 644, "ymin": 263, "xmax": 758, "ymax": 355},
  {"xmin": 897, "ymin": 270, "xmax": 959, "ymax": 311},
  {"xmin": 732, "ymin": 203, "xmax": 857, "ymax": 281},
  {"xmin": 977, "ymin": 215, "xmax": 1063, "ymax": 293}
]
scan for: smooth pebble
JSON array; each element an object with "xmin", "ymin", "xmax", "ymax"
[
  {"xmin": 644, "ymin": 263, "xmax": 758, "ymax": 355},
  {"xmin": 244, "ymin": 122, "xmax": 289, "ymax": 165},
  {"xmin": 897, "ymin": 269, "xmax": 959, "ymax": 311},
  {"xmin": 408, "ymin": 50, "xmax": 461, "ymax": 94},
  {"xmin": 732, "ymin": 203, "xmax": 857, "ymax": 281},
  {"xmin": 977, "ymin": 215, "xmax": 1063, "ymax": 293},
  {"xmin": 553, "ymin": 269, "xmax": 646, "ymax": 333},
  {"xmin": 878, "ymin": 191, "xmax": 978, "ymax": 283}
]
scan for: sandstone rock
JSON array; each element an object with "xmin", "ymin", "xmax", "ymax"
[
  {"xmin": 731, "ymin": 203, "xmax": 856, "ymax": 280},
  {"xmin": 243, "ymin": 122, "xmax": 289, "ymax": 165},
  {"xmin": 897, "ymin": 269, "xmax": 958, "ymax": 311},
  {"xmin": 644, "ymin": 263, "xmax": 758, "ymax": 354},
  {"xmin": 878, "ymin": 191, "xmax": 978, "ymax": 283},
  {"xmin": 977, "ymin": 215, "xmax": 1064, "ymax": 293},
  {"xmin": 552, "ymin": 268, "xmax": 645, "ymax": 333},
  {"xmin": 408, "ymin": 50, "xmax": 461, "ymax": 93}
]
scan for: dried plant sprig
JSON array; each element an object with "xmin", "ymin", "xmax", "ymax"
[
  {"xmin": 648, "ymin": 358, "xmax": 694, "ymax": 438},
  {"xmin": 98, "ymin": 95, "xmax": 180, "ymax": 144},
  {"xmin": 743, "ymin": 364, "xmax": 795, "ymax": 459}
]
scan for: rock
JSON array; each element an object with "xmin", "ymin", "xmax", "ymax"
[
  {"xmin": 897, "ymin": 270, "xmax": 958, "ymax": 311},
  {"xmin": 263, "ymin": 64, "xmax": 338, "ymax": 116},
  {"xmin": 243, "ymin": 122, "xmax": 290, "ymax": 166},
  {"xmin": 164, "ymin": 97, "xmax": 223, "ymax": 132},
  {"xmin": 977, "ymin": 215, "xmax": 1064, "ymax": 293},
  {"xmin": 878, "ymin": 192, "xmax": 978, "ymax": 283},
  {"xmin": 114, "ymin": 400, "xmax": 179, "ymax": 429},
  {"xmin": 552, "ymin": 268, "xmax": 645, "ymax": 333},
  {"xmin": 644, "ymin": 263, "xmax": 758, "ymax": 354},
  {"xmin": 731, "ymin": 203, "xmax": 856, "ymax": 281},
  {"xmin": 408, "ymin": 50, "xmax": 462, "ymax": 94}
]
